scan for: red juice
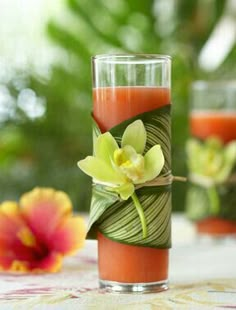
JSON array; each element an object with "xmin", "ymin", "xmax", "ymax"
[
  {"xmin": 190, "ymin": 111, "xmax": 236, "ymax": 144},
  {"xmin": 93, "ymin": 86, "xmax": 171, "ymax": 283}
]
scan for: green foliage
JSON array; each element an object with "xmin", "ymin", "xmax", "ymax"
[{"xmin": 1, "ymin": 0, "xmax": 234, "ymax": 212}]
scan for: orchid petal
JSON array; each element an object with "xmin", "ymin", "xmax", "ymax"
[
  {"xmin": 225, "ymin": 141, "xmax": 236, "ymax": 163},
  {"xmin": 107, "ymin": 182, "xmax": 135, "ymax": 200},
  {"xmin": 94, "ymin": 132, "xmax": 119, "ymax": 166},
  {"xmin": 121, "ymin": 120, "xmax": 146, "ymax": 154},
  {"xmin": 216, "ymin": 141, "xmax": 236, "ymax": 182},
  {"xmin": 186, "ymin": 139, "xmax": 202, "ymax": 173},
  {"xmin": 78, "ymin": 156, "xmax": 125, "ymax": 185},
  {"xmin": 137, "ymin": 145, "xmax": 164, "ymax": 183}
]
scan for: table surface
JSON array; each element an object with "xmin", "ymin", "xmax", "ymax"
[{"xmin": 0, "ymin": 214, "xmax": 236, "ymax": 310}]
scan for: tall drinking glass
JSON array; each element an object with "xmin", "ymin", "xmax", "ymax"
[
  {"xmin": 91, "ymin": 54, "xmax": 172, "ymax": 292},
  {"xmin": 186, "ymin": 81, "xmax": 236, "ymax": 236}
]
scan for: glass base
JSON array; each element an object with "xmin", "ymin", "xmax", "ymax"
[{"xmin": 99, "ymin": 279, "xmax": 168, "ymax": 293}]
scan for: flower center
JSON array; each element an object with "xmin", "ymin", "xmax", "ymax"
[
  {"xmin": 114, "ymin": 146, "xmax": 144, "ymax": 182},
  {"xmin": 17, "ymin": 227, "xmax": 49, "ymax": 260}
]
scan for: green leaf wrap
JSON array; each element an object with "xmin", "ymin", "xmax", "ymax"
[{"xmin": 88, "ymin": 105, "xmax": 172, "ymax": 248}]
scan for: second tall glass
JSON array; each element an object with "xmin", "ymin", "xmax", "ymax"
[{"xmin": 186, "ymin": 81, "xmax": 236, "ymax": 237}]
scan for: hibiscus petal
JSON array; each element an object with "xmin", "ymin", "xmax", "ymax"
[
  {"xmin": 94, "ymin": 132, "xmax": 119, "ymax": 166},
  {"xmin": 0, "ymin": 201, "xmax": 19, "ymax": 216},
  {"xmin": 0, "ymin": 202, "xmax": 23, "ymax": 239},
  {"xmin": 0, "ymin": 249, "xmax": 30, "ymax": 271},
  {"xmin": 9, "ymin": 260, "xmax": 29, "ymax": 272},
  {"xmin": 48, "ymin": 216, "xmax": 86, "ymax": 255},
  {"xmin": 6, "ymin": 253, "xmax": 62, "ymax": 273},
  {"xmin": 32, "ymin": 252, "xmax": 63, "ymax": 273},
  {"xmin": 137, "ymin": 145, "xmax": 165, "ymax": 183},
  {"xmin": 121, "ymin": 120, "xmax": 146, "ymax": 154},
  {"xmin": 78, "ymin": 156, "xmax": 125, "ymax": 185},
  {"xmin": 0, "ymin": 258, "xmax": 30, "ymax": 273},
  {"xmin": 0, "ymin": 202, "xmax": 37, "ymax": 268},
  {"xmin": 20, "ymin": 188, "xmax": 73, "ymax": 244}
]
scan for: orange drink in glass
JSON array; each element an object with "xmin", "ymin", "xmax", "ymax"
[
  {"xmin": 187, "ymin": 81, "xmax": 236, "ymax": 236},
  {"xmin": 91, "ymin": 54, "xmax": 172, "ymax": 292}
]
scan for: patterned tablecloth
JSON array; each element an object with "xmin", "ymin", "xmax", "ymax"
[{"xmin": 0, "ymin": 214, "xmax": 236, "ymax": 310}]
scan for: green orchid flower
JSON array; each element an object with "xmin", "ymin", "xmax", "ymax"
[
  {"xmin": 78, "ymin": 120, "xmax": 165, "ymax": 238},
  {"xmin": 186, "ymin": 137, "xmax": 236, "ymax": 214},
  {"xmin": 187, "ymin": 137, "xmax": 236, "ymax": 183}
]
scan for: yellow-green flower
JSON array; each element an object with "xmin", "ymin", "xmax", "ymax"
[
  {"xmin": 187, "ymin": 137, "xmax": 236, "ymax": 184},
  {"xmin": 186, "ymin": 137, "xmax": 236, "ymax": 215},
  {"xmin": 78, "ymin": 120, "xmax": 164, "ymax": 200},
  {"xmin": 78, "ymin": 120, "xmax": 165, "ymax": 238}
]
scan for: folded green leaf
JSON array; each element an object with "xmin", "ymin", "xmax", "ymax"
[{"xmin": 85, "ymin": 105, "xmax": 172, "ymax": 248}]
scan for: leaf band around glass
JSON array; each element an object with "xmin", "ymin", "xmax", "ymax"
[{"xmin": 78, "ymin": 106, "xmax": 172, "ymax": 248}]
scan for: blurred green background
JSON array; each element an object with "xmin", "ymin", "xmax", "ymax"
[{"xmin": 0, "ymin": 0, "xmax": 235, "ymax": 211}]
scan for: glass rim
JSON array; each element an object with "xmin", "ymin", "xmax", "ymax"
[
  {"xmin": 192, "ymin": 80, "xmax": 236, "ymax": 90},
  {"xmin": 92, "ymin": 53, "xmax": 171, "ymax": 64}
]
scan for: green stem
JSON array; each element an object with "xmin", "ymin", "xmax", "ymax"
[
  {"xmin": 207, "ymin": 186, "xmax": 220, "ymax": 215},
  {"xmin": 131, "ymin": 192, "xmax": 147, "ymax": 238}
]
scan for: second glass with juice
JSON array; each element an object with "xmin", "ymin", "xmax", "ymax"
[{"xmin": 187, "ymin": 81, "xmax": 236, "ymax": 236}]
